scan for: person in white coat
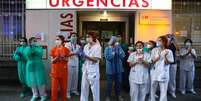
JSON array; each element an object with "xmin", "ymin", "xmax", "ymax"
[
  {"xmin": 150, "ymin": 36, "xmax": 174, "ymax": 101},
  {"xmin": 80, "ymin": 32, "xmax": 102, "ymax": 101},
  {"xmin": 65, "ymin": 33, "xmax": 80, "ymax": 98},
  {"xmin": 127, "ymin": 41, "xmax": 150, "ymax": 101},
  {"xmin": 179, "ymin": 39, "xmax": 197, "ymax": 95}
]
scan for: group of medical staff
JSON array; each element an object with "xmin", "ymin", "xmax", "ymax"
[{"xmin": 13, "ymin": 32, "xmax": 197, "ymax": 101}]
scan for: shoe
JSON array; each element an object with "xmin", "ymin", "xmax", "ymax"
[
  {"xmin": 67, "ymin": 94, "xmax": 71, "ymax": 99},
  {"xmin": 40, "ymin": 96, "xmax": 47, "ymax": 101},
  {"xmin": 190, "ymin": 90, "xmax": 196, "ymax": 95},
  {"xmin": 118, "ymin": 96, "xmax": 124, "ymax": 101},
  {"xmin": 19, "ymin": 93, "xmax": 25, "ymax": 98},
  {"xmin": 105, "ymin": 97, "xmax": 110, "ymax": 101},
  {"xmin": 72, "ymin": 91, "xmax": 80, "ymax": 96},
  {"xmin": 170, "ymin": 93, "xmax": 176, "ymax": 98},
  {"xmin": 155, "ymin": 94, "xmax": 159, "ymax": 98},
  {"xmin": 30, "ymin": 96, "xmax": 38, "ymax": 101},
  {"xmin": 181, "ymin": 91, "xmax": 186, "ymax": 95}
]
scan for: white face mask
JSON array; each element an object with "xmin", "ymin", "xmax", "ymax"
[
  {"xmin": 185, "ymin": 42, "xmax": 191, "ymax": 48},
  {"xmin": 147, "ymin": 44, "xmax": 152, "ymax": 49},
  {"xmin": 55, "ymin": 40, "xmax": 62, "ymax": 46},
  {"xmin": 137, "ymin": 48, "xmax": 143, "ymax": 53},
  {"xmin": 156, "ymin": 41, "xmax": 162, "ymax": 47},
  {"xmin": 86, "ymin": 38, "xmax": 92, "ymax": 43}
]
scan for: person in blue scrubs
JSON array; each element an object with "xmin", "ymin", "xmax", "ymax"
[{"xmin": 104, "ymin": 36, "xmax": 125, "ymax": 101}]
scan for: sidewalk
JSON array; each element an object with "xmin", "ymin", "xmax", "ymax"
[{"xmin": 0, "ymin": 81, "xmax": 201, "ymax": 101}]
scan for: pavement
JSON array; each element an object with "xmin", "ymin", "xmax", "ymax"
[{"xmin": 0, "ymin": 81, "xmax": 201, "ymax": 101}]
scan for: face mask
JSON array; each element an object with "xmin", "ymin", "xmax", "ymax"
[
  {"xmin": 137, "ymin": 48, "xmax": 143, "ymax": 53},
  {"xmin": 128, "ymin": 46, "xmax": 134, "ymax": 51},
  {"xmin": 185, "ymin": 42, "xmax": 191, "ymax": 48},
  {"xmin": 80, "ymin": 40, "xmax": 86, "ymax": 44},
  {"xmin": 55, "ymin": 40, "xmax": 62, "ymax": 46},
  {"xmin": 147, "ymin": 44, "xmax": 152, "ymax": 49},
  {"xmin": 156, "ymin": 41, "xmax": 162, "ymax": 47},
  {"xmin": 86, "ymin": 38, "xmax": 92, "ymax": 43},
  {"xmin": 32, "ymin": 41, "xmax": 38, "ymax": 46},
  {"xmin": 20, "ymin": 42, "xmax": 25, "ymax": 45},
  {"xmin": 71, "ymin": 37, "xmax": 77, "ymax": 43}
]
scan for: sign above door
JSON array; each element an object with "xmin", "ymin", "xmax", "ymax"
[{"xmin": 26, "ymin": 0, "xmax": 171, "ymax": 10}]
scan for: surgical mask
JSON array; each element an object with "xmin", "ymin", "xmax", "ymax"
[
  {"xmin": 185, "ymin": 42, "xmax": 191, "ymax": 48},
  {"xmin": 80, "ymin": 40, "xmax": 86, "ymax": 44},
  {"xmin": 55, "ymin": 40, "xmax": 62, "ymax": 46},
  {"xmin": 70, "ymin": 37, "xmax": 77, "ymax": 43},
  {"xmin": 147, "ymin": 44, "xmax": 152, "ymax": 49},
  {"xmin": 20, "ymin": 41, "xmax": 26, "ymax": 46},
  {"xmin": 156, "ymin": 41, "xmax": 162, "ymax": 47},
  {"xmin": 137, "ymin": 48, "xmax": 143, "ymax": 53},
  {"xmin": 128, "ymin": 46, "xmax": 134, "ymax": 51},
  {"xmin": 86, "ymin": 38, "xmax": 92, "ymax": 43}
]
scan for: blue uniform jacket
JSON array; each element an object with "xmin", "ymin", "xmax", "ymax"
[{"xmin": 104, "ymin": 45, "xmax": 125, "ymax": 75}]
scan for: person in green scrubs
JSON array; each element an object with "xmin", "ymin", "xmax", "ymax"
[
  {"xmin": 78, "ymin": 37, "xmax": 86, "ymax": 92},
  {"xmin": 13, "ymin": 37, "xmax": 30, "ymax": 98},
  {"xmin": 24, "ymin": 37, "xmax": 47, "ymax": 101}
]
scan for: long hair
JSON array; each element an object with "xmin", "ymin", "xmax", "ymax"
[{"xmin": 159, "ymin": 36, "xmax": 168, "ymax": 49}]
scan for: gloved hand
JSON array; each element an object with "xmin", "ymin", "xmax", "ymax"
[
  {"xmin": 16, "ymin": 52, "xmax": 22, "ymax": 58},
  {"xmin": 79, "ymin": 51, "xmax": 86, "ymax": 58}
]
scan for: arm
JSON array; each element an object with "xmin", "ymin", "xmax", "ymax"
[
  {"xmin": 190, "ymin": 49, "xmax": 197, "ymax": 59},
  {"xmin": 13, "ymin": 48, "xmax": 21, "ymax": 61},
  {"xmin": 104, "ymin": 48, "xmax": 114, "ymax": 61},
  {"xmin": 164, "ymin": 50, "xmax": 174, "ymax": 65},
  {"xmin": 117, "ymin": 46, "xmax": 125, "ymax": 60}
]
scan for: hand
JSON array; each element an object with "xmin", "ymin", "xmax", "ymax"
[
  {"xmin": 16, "ymin": 52, "xmax": 22, "ymax": 57},
  {"xmin": 112, "ymin": 51, "xmax": 115, "ymax": 56},
  {"xmin": 153, "ymin": 55, "xmax": 160, "ymax": 63},
  {"xmin": 79, "ymin": 51, "xmax": 86, "ymax": 58},
  {"xmin": 164, "ymin": 51, "xmax": 168, "ymax": 57},
  {"xmin": 188, "ymin": 48, "xmax": 192, "ymax": 54}
]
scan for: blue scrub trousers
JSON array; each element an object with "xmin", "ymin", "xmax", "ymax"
[{"xmin": 105, "ymin": 73, "xmax": 122, "ymax": 97}]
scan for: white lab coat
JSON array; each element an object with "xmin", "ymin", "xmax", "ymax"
[
  {"xmin": 150, "ymin": 48, "xmax": 174, "ymax": 101},
  {"xmin": 80, "ymin": 42, "xmax": 102, "ymax": 101},
  {"xmin": 127, "ymin": 52, "xmax": 150, "ymax": 101},
  {"xmin": 65, "ymin": 42, "xmax": 80, "ymax": 94},
  {"xmin": 179, "ymin": 47, "xmax": 197, "ymax": 92}
]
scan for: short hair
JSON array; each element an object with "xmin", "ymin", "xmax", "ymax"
[
  {"xmin": 56, "ymin": 35, "xmax": 65, "ymax": 44},
  {"xmin": 135, "ymin": 41, "xmax": 144, "ymax": 47},
  {"xmin": 87, "ymin": 32, "xmax": 97, "ymax": 42},
  {"xmin": 159, "ymin": 36, "xmax": 168, "ymax": 49},
  {"xmin": 184, "ymin": 39, "xmax": 193, "ymax": 45}
]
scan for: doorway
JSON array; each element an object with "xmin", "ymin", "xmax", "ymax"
[
  {"xmin": 82, "ymin": 21, "xmax": 126, "ymax": 50},
  {"xmin": 82, "ymin": 21, "xmax": 126, "ymax": 80}
]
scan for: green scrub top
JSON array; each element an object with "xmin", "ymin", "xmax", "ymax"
[{"xmin": 13, "ymin": 45, "xmax": 28, "ymax": 85}]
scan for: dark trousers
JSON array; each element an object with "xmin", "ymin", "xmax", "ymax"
[{"xmin": 105, "ymin": 73, "xmax": 122, "ymax": 97}]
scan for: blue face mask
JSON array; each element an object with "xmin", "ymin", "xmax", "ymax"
[{"xmin": 156, "ymin": 41, "xmax": 162, "ymax": 47}]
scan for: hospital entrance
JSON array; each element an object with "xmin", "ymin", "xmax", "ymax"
[{"xmin": 82, "ymin": 21, "xmax": 126, "ymax": 80}]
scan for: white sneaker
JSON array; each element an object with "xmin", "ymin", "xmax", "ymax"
[
  {"xmin": 72, "ymin": 91, "xmax": 80, "ymax": 96},
  {"xmin": 190, "ymin": 90, "xmax": 196, "ymax": 95},
  {"xmin": 181, "ymin": 91, "xmax": 186, "ymax": 95},
  {"xmin": 170, "ymin": 93, "xmax": 176, "ymax": 98},
  {"xmin": 30, "ymin": 96, "xmax": 38, "ymax": 101},
  {"xmin": 67, "ymin": 94, "xmax": 71, "ymax": 99}
]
